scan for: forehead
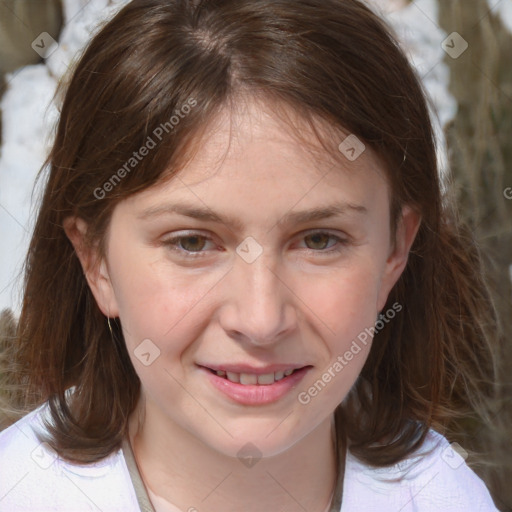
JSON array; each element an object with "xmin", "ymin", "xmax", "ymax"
[
  {"xmin": 166, "ymin": 97, "xmax": 386, "ymax": 190},
  {"xmin": 124, "ymin": 97, "xmax": 390, "ymax": 219}
]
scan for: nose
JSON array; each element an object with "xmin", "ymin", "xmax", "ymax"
[{"xmin": 218, "ymin": 253, "xmax": 298, "ymax": 347}]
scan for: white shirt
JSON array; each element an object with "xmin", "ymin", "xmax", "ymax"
[{"xmin": 0, "ymin": 402, "xmax": 500, "ymax": 511}]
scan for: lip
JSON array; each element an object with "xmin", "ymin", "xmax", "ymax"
[
  {"xmin": 200, "ymin": 363, "xmax": 305, "ymax": 375},
  {"xmin": 198, "ymin": 364, "xmax": 312, "ymax": 405}
]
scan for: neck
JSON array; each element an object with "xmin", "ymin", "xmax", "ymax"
[{"xmin": 128, "ymin": 400, "xmax": 339, "ymax": 512}]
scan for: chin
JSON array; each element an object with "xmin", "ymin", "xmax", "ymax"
[{"xmin": 200, "ymin": 422, "xmax": 306, "ymax": 460}]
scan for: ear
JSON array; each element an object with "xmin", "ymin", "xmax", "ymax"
[
  {"xmin": 376, "ymin": 205, "xmax": 421, "ymax": 312},
  {"xmin": 63, "ymin": 216, "xmax": 120, "ymax": 318}
]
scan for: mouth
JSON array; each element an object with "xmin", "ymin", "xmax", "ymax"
[
  {"xmin": 198, "ymin": 364, "xmax": 312, "ymax": 405},
  {"xmin": 201, "ymin": 366, "xmax": 307, "ymax": 386}
]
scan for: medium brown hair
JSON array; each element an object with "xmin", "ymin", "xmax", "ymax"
[{"xmin": 4, "ymin": 0, "xmax": 498, "ymax": 466}]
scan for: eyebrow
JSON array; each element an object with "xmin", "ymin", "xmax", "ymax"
[{"xmin": 137, "ymin": 201, "xmax": 368, "ymax": 230}]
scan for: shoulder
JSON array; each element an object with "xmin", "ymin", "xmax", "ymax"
[
  {"xmin": 341, "ymin": 428, "xmax": 499, "ymax": 512},
  {"xmin": 0, "ymin": 401, "xmax": 139, "ymax": 511}
]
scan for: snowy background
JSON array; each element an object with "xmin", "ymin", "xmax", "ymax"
[{"xmin": 0, "ymin": 0, "xmax": 511, "ymax": 314}]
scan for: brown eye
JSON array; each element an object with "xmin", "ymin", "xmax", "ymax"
[
  {"xmin": 304, "ymin": 232, "xmax": 332, "ymax": 250},
  {"xmin": 299, "ymin": 231, "xmax": 349, "ymax": 254},
  {"xmin": 162, "ymin": 233, "xmax": 214, "ymax": 256},
  {"xmin": 177, "ymin": 235, "xmax": 207, "ymax": 252}
]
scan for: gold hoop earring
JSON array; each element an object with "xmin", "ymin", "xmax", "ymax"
[{"xmin": 107, "ymin": 317, "xmax": 113, "ymax": 336}]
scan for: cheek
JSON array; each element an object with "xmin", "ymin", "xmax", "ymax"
[
  {"xmin": 108, "ymin": 247, "xmax": 215, "ymax": 355},
  {"xmin": 301, "ymin": 260, "xmax": 381, "ymax": 347},
  {"xmin": 296, "ymin": 267, "xmax": 379, "ymax": 408}
]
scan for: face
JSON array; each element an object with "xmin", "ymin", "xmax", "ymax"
[{"xmin": 69, "ymin": 99, "xmax": 419, "ymax": 459}]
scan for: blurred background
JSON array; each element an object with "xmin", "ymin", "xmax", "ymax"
[{"xmin": 0, "ymin": 0, "xmax": 511, "ymax": 509}]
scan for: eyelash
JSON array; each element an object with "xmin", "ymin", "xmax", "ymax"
[{"xmin": 161, "ymin": 230, "xmax": 350, "ymax": 258}]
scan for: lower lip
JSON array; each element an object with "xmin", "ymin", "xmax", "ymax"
[{"xmin": 200, "ymin": 366, "xmax": 311, "ymax": 405}]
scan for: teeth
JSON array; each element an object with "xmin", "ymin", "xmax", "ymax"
[
  {"xmin": 240, "ymin": 373, "xmax": 258, "ymax": 385},
  {"xmin": 257, "ymin": 373, "xmax": 275, "ymax": 385},
  {"xmin": 214, "ymin": 368, "xmax": 299, "ymax": 385},
  {"xmin": 274, "ymin": 370, "xmax": 285, "ymax": 381},
  {"xmin": 226, "ymin": 372, "xmax": 240, "ymax": 383}
]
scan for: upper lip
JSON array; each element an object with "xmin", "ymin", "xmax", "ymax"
[{"xmin": 199, "ymin": 363, "xmax": 309, "ymax": 375}]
